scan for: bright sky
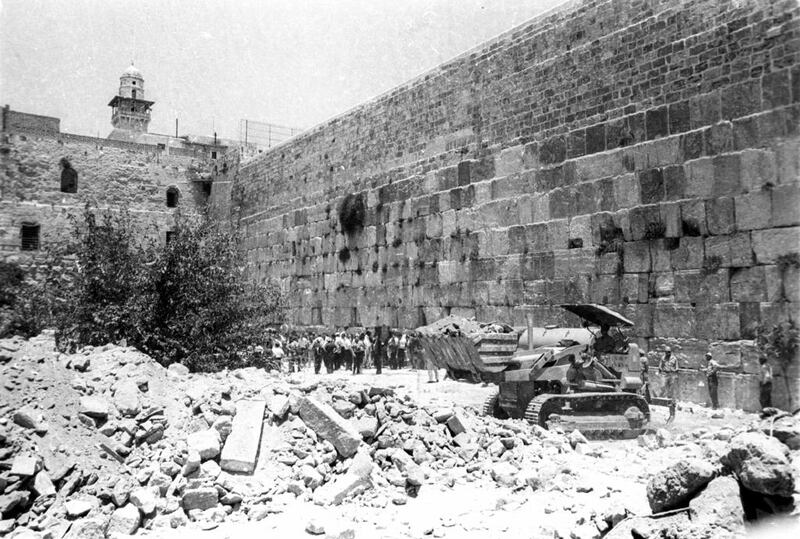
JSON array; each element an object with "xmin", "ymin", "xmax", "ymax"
[{"xmin": 0, "ymin": 0, "xmax": 563, "ymax": 141}]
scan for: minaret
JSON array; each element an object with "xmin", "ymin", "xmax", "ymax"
[{"xmin": 107, "ymin": 63, "xmax": 154, "ymax": 140}]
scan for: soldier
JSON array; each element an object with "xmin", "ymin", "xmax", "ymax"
[
  {"xmin": 704, "ymin": 351, "xmax": 720, "ymax": 409},
  {"xmin": 658, "ymin": 347, "xmax": 677, "ymax": 422}
]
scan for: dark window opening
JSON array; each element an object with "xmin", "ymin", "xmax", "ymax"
[
  {"xmin": 21, "ymin": 223, "xmax": 40, "ymax": 251},
  {"xmin": 166, "ymin": 231, "xmax": 175, "ymax": 245},
  {"xmin": 60, "ymin": 158, "xmax": 78, "ymax": 193},
  {"xmin": 131, "ymin": 107, "xmax": 135, "ymax": 112},
  {"xmin": 201, "ymin": 182, "xmax": 212, "ymax": 198},
  {"xmin": 166, "ymin": 187, "xmax": 179, "ymax": 208},
  {"xmin": 132, "ymin": 81, "xmax": 136, "ymax": 85},
  {"xmin": 132, "ymin": 89, "xmax": 137, "ymax": 99},
  {"xmin": 211, "ymin": 151, "xmax": 217, "ymax": 159}
]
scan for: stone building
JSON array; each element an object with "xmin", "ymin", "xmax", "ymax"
[{"xmin": 1, "ymin": 65, "xmax": 233, "ymax": 261}]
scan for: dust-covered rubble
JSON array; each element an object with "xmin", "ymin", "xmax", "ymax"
[{"xmin": 1, "ymin": 332, "xmax": 799, "ymax": 538}]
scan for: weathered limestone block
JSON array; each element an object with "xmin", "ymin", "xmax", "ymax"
[
  {"xmin": 613, "ymin": 173, "xmax": 640, "ymax": 209},
  {"xmin": 494, "ymin": 145, "xmax": 524, "ymax": 177},
  {"xmin": 568, "ymin": 214, "xmax": 592, "ymax": 247},
  {"xmin": 771, "ymin": 184, "xmax": 800, "ymax": 226},
  {"xmin": 623, "ymin": 241, "xmax": 651, "ymax": 273},
  {"xmin": 298, "ymin": 397, "xmax": 361, "ymax": 458},
  {"xmin": 712, "ymin": 154, "xmax": 742, "ymax": 197},
  {"xmin": 735, "ymin": 191, "xmax": 772, "ymax": 231},
  {"xmin": 220, "ymin": 400, "xmax": 266, "ymax": 474},
  {"xmin": 646, "ymin": 458, "xmax": 717, "ymax": 512},
  {"xmin": 650, "ymin": 240, "xmax": 672, "ymax": 272},
  {"xmin": 680, "ymin": 199, "xmax": 708, "ymax": 236},
  {"xmin": 729, "ymin": 266, "xmax": 767, "ymax": 302},
  {"xmin": 670, "ymin": 236, "xmax": 704, "ymax": 270},
  {"xmin": 751, "ymin": 227, "xmax": 800, "ymax": 264},
  {"xmin": 694, "ymin": 303, "xmax": 740, "ymax": 341},
  {"xmin": 706, "ymin": 197, "xmax": 735, "ymax": 235},
  {"xmin": 673, "ymin": 269, "xmax": 730, "ymax": 304},
  {"xmin": 688, "ymin": 476, "xmax": 745, "ymax": 535},
  {"xmin": 629, "ymin": 205, "xmax": 661, "ymax": 241},
  {"xmin": 685, "ymin": 157, "xmax": 715, "ymax": 199},
  {"xmin": 722, "ymin": 432, "xmax": 795, "ymax": 497},
  {"xmin": 740, "ymin": 148, "xmax": 778, "ymax": 192},
  {"xmin": 653, "ymin": 305, "xmax": 695, "ymax": 338},
  {"xmin": 704, "ymin": 233, "xmax": 752, "ymax": 268}
]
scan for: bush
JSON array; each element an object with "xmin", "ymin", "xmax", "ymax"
[
  {"xmin": 338, "ymin": 193, "xmax": 366, "ymax": 234},
  {"xmin": 2, "ymin": 204, "xmax": 285, "ymax": 372}
]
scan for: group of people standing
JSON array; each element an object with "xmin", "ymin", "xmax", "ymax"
[
  {"xmin": 249, "ymin": 327, "xmax": 433, "ymax": 378},
  {"xmin": 639, "ymin": 346, "xmax": 773, "ymax": 411}
]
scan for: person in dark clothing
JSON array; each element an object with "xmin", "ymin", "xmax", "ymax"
[
  {"xmin": 758, "ymin": 357, "xmax": 773, "ymax": 409},
  {"xmin": 352, "ymin": 334, "xmax": 365, "ymax": 375},
  {"xmin": 323, "ymin": 337, "xmax": 336, "ymax": 373},
  {"xmin": 704, "ymin": 351, "xmax": 720, "ymax": 409},
  {"xmin": 312, "ymin": 335, "xmax": 324, "ymax": 374},
  {"xmin": 373, "ymin": 336, "xmax": 383, "ymax": 374}
]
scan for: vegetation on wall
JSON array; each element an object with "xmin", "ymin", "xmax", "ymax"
[
  {"xmin": 338, "ymin": 192, "xmax": 366, "ymax": 235},
  {"xmin": 0, "ymin": 204, "xmax": 285, "ymax": 372}
]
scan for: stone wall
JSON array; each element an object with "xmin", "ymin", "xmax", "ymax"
[
  {"xmin": 1, "ymin": 112, "xmax": 219, "ymax": 259},
  {"xmin": 2, "ymin": 106, "xmax": 60, "ymax": 134},
  {"xmin": 217, "ymin": 0, "xmax": 800, "ymax": 410}
]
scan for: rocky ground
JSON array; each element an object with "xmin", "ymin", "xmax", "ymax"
[{"xmin": 1, "ymin": 332, "xmax": 799, "ymax": 539}]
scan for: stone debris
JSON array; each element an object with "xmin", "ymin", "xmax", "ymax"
[
  {"xmin": 219, "ymin": 400, "xmax": 266, "ymax": 473},
  {"xmin": 722, "ymin": 431, "xmax": 795, "ymax": 497},
  {"xmin": 298, "ymin": 396, "xmax": 362, "ymax": 458},
  {"xmin": 688, "ymin": 476, "xmax": 745, "ymax": 535},
  {"xmin": 646, "ymin": 458, "xmax": 717, "ymax": 512},
  {"xmin": 0, "ymin": 332, "xmax": 798, "ymax": 538}
]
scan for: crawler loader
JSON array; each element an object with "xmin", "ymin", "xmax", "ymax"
[{"xmin": 480, "ymin": 304, "xmax": 653, "ymax": 438}]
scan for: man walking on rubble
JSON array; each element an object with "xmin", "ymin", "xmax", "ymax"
[{"xmin": 703, "ymin": 351, "xmax": 720, "ymax": 409}]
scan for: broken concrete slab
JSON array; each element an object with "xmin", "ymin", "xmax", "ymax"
[
  {"xmin": 298, "ymin": 396, "xmax": 361, "ymax": 458},
  {"xmin": 220, "ymin": 400, "xmax": 266, "ymax": 474}
]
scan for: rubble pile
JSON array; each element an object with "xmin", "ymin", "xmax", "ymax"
[
  {"xmin": 616, "ymin": 410, "xmax": 800, "ymax": 539},
  {"xmin": 0, "ymin": 332, "xmax": 586, "ymax": 537},
  {"xmin": 1, "ymin": 332, "xmax": 799, "ymax": 538},
  {"xmin": 414, "ymin": 315, "xmax": 513, "ymax": 338}
]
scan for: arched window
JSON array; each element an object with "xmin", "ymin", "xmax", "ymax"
[
  {"xmin": 166, "ymin": 187, "xmax": 179, "ymax": 208},
  {"xmin": 20, "ymin": 223, "xmax": 40, "ymax": 251},
  {"xmin": 60, "ymin": 158, "xmax": 78, "ymax": 193}
]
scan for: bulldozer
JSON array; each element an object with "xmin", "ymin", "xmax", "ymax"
[{"xmin": 480, "ymin": 304, "xmax": 653, "ymax": 438}]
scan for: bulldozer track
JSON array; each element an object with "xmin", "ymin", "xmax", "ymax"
[
  {"xmin": 524, "ymin": 392, "xmax": 650, "ymax": 438},
  {"xmin": 482, "ymin": 391, "xmax": 499, "ymax": 417}
]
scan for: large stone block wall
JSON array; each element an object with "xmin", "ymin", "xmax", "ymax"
[
  {"xmin": 1, "ymin": 114, "xmax": 218, "ymax": 259},
  {"xmin": 223, "ymin": 0, "xmax": 800, "ymax": 408}
]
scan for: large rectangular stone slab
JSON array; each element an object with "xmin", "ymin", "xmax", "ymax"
[
  {"xmin": 220, "ymin": 400, "xmax": 266, "ymax": 474},
  {"xmin": 299, "ymin": 396, "xmax": 362, "ymax": 458}
]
